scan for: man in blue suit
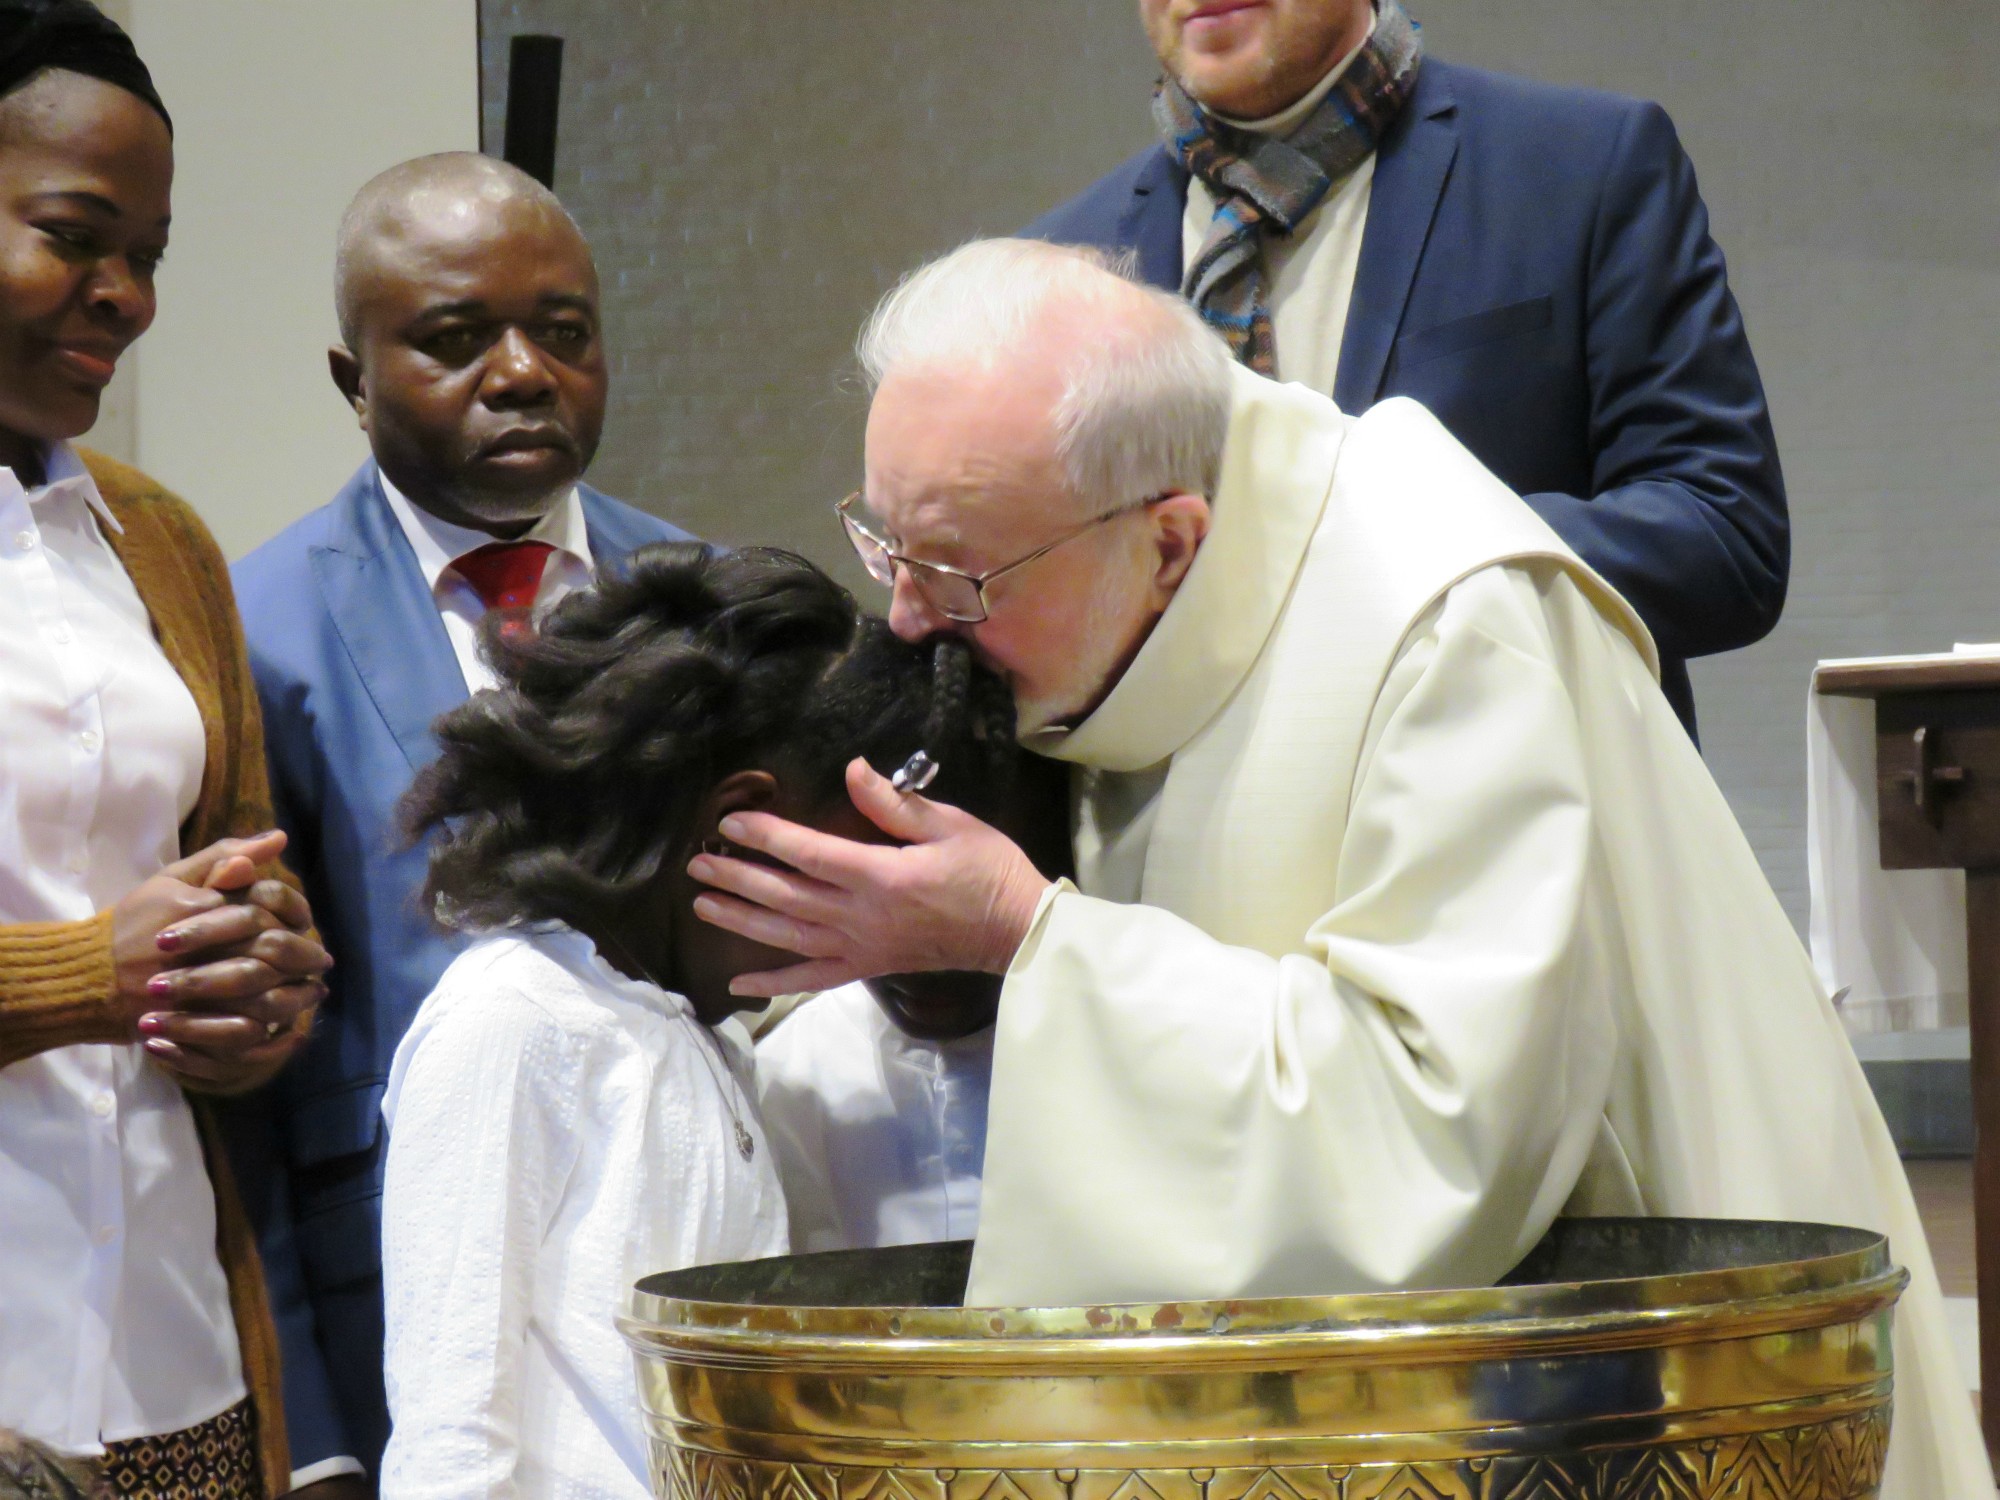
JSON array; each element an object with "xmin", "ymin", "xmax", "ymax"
[
  {"xmin": 224, "ymin": 154, "xmax": 689, "ymax": 1496},
  {"xmin": 1029, "ymin": 0, "xmax": 1786, "ymax": 731}
]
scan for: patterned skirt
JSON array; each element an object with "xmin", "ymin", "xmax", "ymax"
[{"xmin": 100, "ymin": 1399, "xmax": 262, "ymax": 1500}]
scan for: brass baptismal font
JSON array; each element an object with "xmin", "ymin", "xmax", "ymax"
[{"xmin": 622, "ymin": 1218, "xmax": 1904, "ymax": 1500}]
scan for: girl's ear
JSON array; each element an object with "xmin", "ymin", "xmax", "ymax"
[{"xmin": 689, "ymin": 770, "xmax": 781, "ymax": 854}]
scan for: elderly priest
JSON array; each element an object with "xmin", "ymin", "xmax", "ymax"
[{"xmin": 688, "ymin": 240, "xmax": 1989, "ymax": 1496}]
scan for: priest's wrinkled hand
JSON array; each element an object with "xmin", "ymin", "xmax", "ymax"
[{"xmin": 689, "ymin": 757, "xmax": 1053, "ymax": 998}]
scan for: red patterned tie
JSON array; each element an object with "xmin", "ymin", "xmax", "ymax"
[{"xmin": 452, "ymin": 540, "xmax": 556, "ymax": 637}]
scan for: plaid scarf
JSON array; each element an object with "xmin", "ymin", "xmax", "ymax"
[{"xmin": 1156, "ymin": 0, "xmax": 1423, "ymax": 374}]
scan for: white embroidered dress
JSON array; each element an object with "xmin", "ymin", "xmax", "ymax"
[{"xmin": 380, "ymin": 927, "xmax": 788, "ymax": 1500}]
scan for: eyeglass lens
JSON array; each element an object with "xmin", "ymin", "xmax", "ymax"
[
  {"xmin": 907, "ymin": 565, "xmax": 983, "ymax": 621},
  {"xmin": 842, "ymin": 507, "xmax": 985, "ymax": 621}
]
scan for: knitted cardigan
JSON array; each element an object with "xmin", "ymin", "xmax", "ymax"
[{"xmin": 0, "ymin": 450, "xmax": 289, "ymax": 1494}]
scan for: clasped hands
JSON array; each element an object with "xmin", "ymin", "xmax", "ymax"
[
  {"xmin": 111, "ymin": 829, "xmax": 331, "ymax": 1093},
  {"xmin": 688, "ymin": 758, "xmax": 1053, "ymax": 997}
]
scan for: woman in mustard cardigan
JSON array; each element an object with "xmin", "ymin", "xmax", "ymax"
[{"xmin": 0, "ymin": 5, "xmax": 332, "ymax": 1496}]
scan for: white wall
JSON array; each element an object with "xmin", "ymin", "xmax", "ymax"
[{"xmin": 124, "ymin": 1, "xmax": 478, "ymax": 560}]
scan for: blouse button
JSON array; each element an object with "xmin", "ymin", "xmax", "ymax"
[
  {"xmin": 12, "ymin": 529, "xmax": 32, "ymax": 551},
  {"xmin": 79, "ymin": 729, "xmax": 101, "ymax": 753},
  {"xmin": 90, "ymin": 1092, "xmax": 114, "ymax": 1118}
]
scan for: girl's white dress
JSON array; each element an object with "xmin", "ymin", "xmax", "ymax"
[{"xmin": 379, "ymin": 926, "xmax": 788, "ymax": 1500}]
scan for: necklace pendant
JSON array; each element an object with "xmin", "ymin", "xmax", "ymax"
[{"xmin": 735, "ymin": 1120, "xmax": 755, "ymax": 1161}]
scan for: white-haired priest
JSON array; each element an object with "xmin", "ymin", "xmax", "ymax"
[{"xmin": 687, "ymin": 238, "xmax": 1989, "ymax": 1496}]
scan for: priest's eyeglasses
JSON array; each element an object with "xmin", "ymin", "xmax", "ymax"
[{"xmin": 837, "ymin": 491, "xmax": 1164, "ymax": 625}]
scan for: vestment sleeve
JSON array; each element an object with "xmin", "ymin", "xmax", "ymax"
[
  {"xmin": 967, "ymin": 568, "xmax": 1619, "ymax": 1306},
  {"xmin": 1519, "ymin": 100, "xmax": 1787, "ymax": 666},
  {"xmin": 379, "ymin": 983, "xmax": 585, "ymax": 1500}
]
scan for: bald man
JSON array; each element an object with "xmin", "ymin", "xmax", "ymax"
[{"xmin": 222, "ymin": 153, "xmax": 689, "ymax": 1491}]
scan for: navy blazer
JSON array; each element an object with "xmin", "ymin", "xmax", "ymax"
[
  {"xmin": 1027, "ymin": 59, "xmax": 1788, "ymax": 732},
  {"xmin": 221, "ymin": 462, "xmax": 689, "ymax": 1476}
]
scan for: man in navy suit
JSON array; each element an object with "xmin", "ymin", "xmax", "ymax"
[
  {"xmin": 1029, "ymin": 0, "xmax": 1786, "ymax": 731},
  {"xmin": 223, "ymin": 154, "xmax": 690, "ymax": 1495}
]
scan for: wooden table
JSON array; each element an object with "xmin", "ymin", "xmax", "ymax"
[{"xmin": 1818, "ymin": 654, "xmax": 2000, "ymax": 1462}]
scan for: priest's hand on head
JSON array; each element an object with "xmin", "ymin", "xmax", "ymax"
[{"xmin": 688, "ymin": 757, "xmax": 1053, "ymax": 999}]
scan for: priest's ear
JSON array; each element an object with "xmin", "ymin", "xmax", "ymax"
[{"xmin": 1145, "ymin": 492, "xmax": 1212, "ymax": 605}]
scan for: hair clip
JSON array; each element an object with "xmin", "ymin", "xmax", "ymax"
[{"xmin": 891, "ymin": 749, "xmax": 940, "ymax": 794}]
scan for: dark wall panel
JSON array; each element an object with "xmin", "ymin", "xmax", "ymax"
[{"xmin": 480, "ymin": 2, "xmax": 1158, "ymax": 584}]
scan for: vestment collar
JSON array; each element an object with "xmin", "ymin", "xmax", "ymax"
[{"xmin": 1029, "ymin": 365, "xmax": 1345, "ymax": 772}]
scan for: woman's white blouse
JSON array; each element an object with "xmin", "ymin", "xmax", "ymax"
[
  {"xmin": 380, "ymin": 928, "xmax": 788, "ymax": 1500},
  {"xmin": 0, "ymin": 446, "xmax": 243, "ymax": 1452}
]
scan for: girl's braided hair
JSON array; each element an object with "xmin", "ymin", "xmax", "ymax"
[{"xmin": 401, "ymin": 541, "xmax": 1020, "ymax": 935}]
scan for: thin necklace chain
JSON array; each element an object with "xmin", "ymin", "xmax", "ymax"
[{"xmin": 592, "ymin": 929, "xmax": 756, "ymax": 1162}]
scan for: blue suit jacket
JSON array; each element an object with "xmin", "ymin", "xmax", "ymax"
[
  {"xmin": 1027, "ymin": 59, "xmax": 1788, "ymax": 732},
  {"xmin": 221, "ymin": 462, "xmax": 688, "ymax": 1476}
]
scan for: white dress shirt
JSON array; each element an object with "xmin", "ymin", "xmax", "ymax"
[
  {"xmin": 0, "ymin": 443, "xmax": 245, "ymax": 1453},
  {"xmin": 1182, "ymin": 18, "xmax": 1378, "ymax": 396},
  {"xmin": 377, "ymin": 475, "xmax": 594, "ymax": 693},
  {"xmin": 380, "ymin": 928, "xmax": 788, "ymax": 1500},
  {"xmin": 756, "ymin": 982, "xmax": 992, "ymax": 1252}
]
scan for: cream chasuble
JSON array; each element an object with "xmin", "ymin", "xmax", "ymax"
[{"xmin": 969, "ymin": 368, "xmax": 1990, "ymax": 1496}]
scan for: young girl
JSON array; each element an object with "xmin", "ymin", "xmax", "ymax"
[{"xmin": 378, "ymin": 542, "xmax": 1020, "ymax": 1500}]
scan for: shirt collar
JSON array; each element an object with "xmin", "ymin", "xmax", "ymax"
[
  {"xmin": 859, "ymin": 983, "xmax": 998, "ymax": 1063},
  {"xmin": 7, "ymin": 441, "xmax": 122, "ymax": 533},
  {"xmin": 1213, "ymin": 8, "xmax": 1378, "ymax": 137},
  {"xmin": 377, "ymin": 468, "xmax": 592, "ymax": 594}
]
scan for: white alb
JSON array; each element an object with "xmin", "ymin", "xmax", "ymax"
[{"xmin": 974, "ymin": 368, "xmax": 1993, "ymax": 1497}]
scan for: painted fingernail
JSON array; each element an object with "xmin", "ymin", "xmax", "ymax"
[
  {"xmin": 719, "ymin": 815, "xmax": 748, "ymax": 840},
  {"xmin": 146, "ymin": 975, "xmax": 173, "ymax": 997},
  {"xmin": 687, "ymin": 855, "xmax": 714, "ymax": 879},
  {"xmin": 143, "ymin": 1037, "xmax": 174, "ymax": 1057},
  {"xmin": 137, "ymin": 1013, "xmax": 165, "ymax": 1034},
  {"xmin": 155, "ymin": 929, "xmax": 183, "ymax": 952}
]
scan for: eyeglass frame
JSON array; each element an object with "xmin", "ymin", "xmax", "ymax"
[{"xmin": 836, "ymin": 489, "xmax": 1169, "ymax": 625}]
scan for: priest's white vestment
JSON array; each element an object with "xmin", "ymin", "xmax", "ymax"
[{"xmin": 969, "ymin": 367, "xmax": 1991, "ymax": 1496}]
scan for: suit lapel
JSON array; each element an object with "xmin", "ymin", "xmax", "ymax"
[
  {"xmin": 310, "ymin": 462, "xmax": 467, "ymax": 774},
  {"xmin": 1123, "ymin": 148, "xmax": 1189, "ymax": 292},
  {"xmin": 578, "ymin": 483, "xmax": 673, "ymax": 556},
  {"xmin": 1334, "ymin": 63, "xmax": 1460, "ymax": 412}
]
